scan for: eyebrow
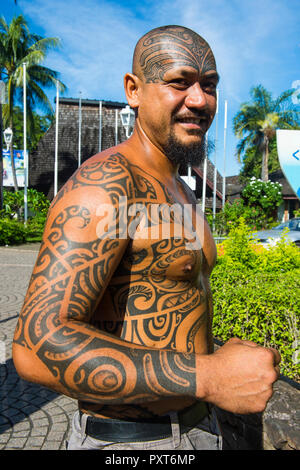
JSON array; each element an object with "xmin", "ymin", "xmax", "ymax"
[
  {"xmin": 171, "ymin": 68, "xmax": 220, "ymax": 82},
  {"xmin": 203, "ymin": 71, "xmax": 220, "ymax": 83}
]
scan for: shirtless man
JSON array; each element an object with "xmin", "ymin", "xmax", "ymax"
[{"xmin": 12, "ymin": 25, "xmax": 280, "ymax": 450}]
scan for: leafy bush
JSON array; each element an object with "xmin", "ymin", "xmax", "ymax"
[
  {"xmin": 207, "ymin": 177, "xmax": 283, "ymax": 236},
  {"xmin": 24, "ymin": 214, "xmax": 47, "ymax": 242},
  {"xmin": 242, "ymin": 177, "xmax": 283, "ymax": 218},
  {"xmin": 0, "ymin": 218, "xmax": 27, "ymax": 245},
  {"xmin": 294, "ymin": 207, "xmax": 300, "ymax": 217},
  {"xmin": 1, "ymin": 188, "xmax": 50, "ymax": 220},
  {"xmin": 211, "ymin": 218, "xmax": 300, "ymax": 381},
  {"xmin": 0, "ymin": 189, "xmax": 49, "ymax": 245},
  {"xmin": 206, "ymin": 198, "xmax": 275, "ymax": 236}
]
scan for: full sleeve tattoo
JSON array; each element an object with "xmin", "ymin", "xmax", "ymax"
[{"xmin": 13, "ymin": 153, "xmax": 198, "ymax": 405}]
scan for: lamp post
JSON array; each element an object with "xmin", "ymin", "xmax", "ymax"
[
  {"xmin": 23, "ymin": 62, "xmax": 28, "ymax": 222},
  {"xmin": 54, "ymin": 80, "xmax": 59, "ymax": 197},
  {"xmin": 3, "ymin": 127, "xmax": 13, "ymax": 151},
  {"xmin": 120, "ymin": 105, "xmax": 135, "ymax": 139}
]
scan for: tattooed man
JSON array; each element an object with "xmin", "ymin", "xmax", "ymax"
[{"xmin": 13, "ymin": 25, "xmax": 281, "ymax": 450}]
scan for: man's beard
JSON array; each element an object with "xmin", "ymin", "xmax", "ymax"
[{"xmin": 163, "ymin": 128, "xmax": 212, "ymax": 167}]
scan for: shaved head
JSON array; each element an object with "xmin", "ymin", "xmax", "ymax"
[{"xmin": 132, "ymin": 25, "xmax": 216, "ymax": 83}]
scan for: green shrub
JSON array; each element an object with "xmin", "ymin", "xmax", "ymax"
[
  {"xmin": 1, "ymin": 188, "xmax": 50, "ymax": 220},
  {"xmin": 0, "ymin": 218, "xmax": 27, "ymax": 245},
  {"xmin": 0, "ymin": 189, "xmax": 49, "ymax": 245},
  {"xmin": 24, "ymin": 214, "xmax": 47, "ymax": 242},
  {"xmin": 242, "ymin": 177, "xmax": 283, "ymax": 217},
  {"xmin": 293, "ymin": 207, "xmax": 300, "ymax": 217},
  {"xmin": 206, "ymin": 199, "xmax": 274, "ymax": 236},
  {"xmin": 211, "ymin": 218, "xmax": 300, "ymax": 381}
]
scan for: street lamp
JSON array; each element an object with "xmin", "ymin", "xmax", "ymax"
[
  {"xmin": 3, "ymin": 127, "xmax": 13, "ymax": 151},
  {"xmin": 120, "ymin": 105, "xmax": 135, "ymax": 138}
]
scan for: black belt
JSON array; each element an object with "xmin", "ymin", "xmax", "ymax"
[{"xmin": 79, "ymin": 401, "xmax": 209, "ymax": 442}]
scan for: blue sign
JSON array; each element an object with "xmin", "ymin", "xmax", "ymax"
[
  {"xmin": 2, "ymin": 149, "xmax": 26, "ymax": 187},
  {"xmin": 276, "ymin": 130, "xmax": 300, "ymax": 199}
]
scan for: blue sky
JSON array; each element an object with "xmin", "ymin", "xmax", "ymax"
[{"xmin": 2, "ymin": 0, "xmax": 300, "ymax": 176}]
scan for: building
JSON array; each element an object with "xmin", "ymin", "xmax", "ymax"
[
  {"xmin": 28, "ymin": 97, "xmax": 224, "ymax": 209},
  {"xmin": 29, "ymin": 98, "xmax": 128, "ymax": 200}
]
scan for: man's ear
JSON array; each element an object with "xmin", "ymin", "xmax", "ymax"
[{"xmin": 123, "ymin": 73, "xmax": 141, "ymax": 109}]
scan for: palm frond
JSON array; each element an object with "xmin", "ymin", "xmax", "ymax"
[{"xmin": 0, "ymin": 14, "xmax": 66, "ymax": 135}]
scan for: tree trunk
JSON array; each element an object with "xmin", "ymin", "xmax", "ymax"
[{"xmin": 261, "ymin": 135, "xmax": 269, "ymax": 181}]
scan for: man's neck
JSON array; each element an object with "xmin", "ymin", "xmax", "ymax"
[{"xmin": 127, "ymin": 119, "xmax": 180, "ymax": 180}]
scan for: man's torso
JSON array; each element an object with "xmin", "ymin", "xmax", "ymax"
[{"xmin": 78, "ymin": 146, "xmax": 216, "ymax": 419}]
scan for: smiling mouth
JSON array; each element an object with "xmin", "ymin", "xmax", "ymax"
[{"xmin": 175, "ymin": 116, "xmax": 208, "ymax": 132}]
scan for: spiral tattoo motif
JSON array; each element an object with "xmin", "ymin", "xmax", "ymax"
[{"xmin": 14, "ymin": 151, "xmax": 211, "ymax": 418}]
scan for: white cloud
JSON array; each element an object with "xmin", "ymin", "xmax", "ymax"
[
  {"xmin": 21, "ymin": 0, "xmax": 148, "ymax": 100},
  {"xmin": 18, "ymin": 0, "xmax": 299, "ymax": 176}
]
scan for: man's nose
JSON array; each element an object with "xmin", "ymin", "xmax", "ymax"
[{"xmin": 185, "ymin": 83, "xmax": 208, "ymax": 109}]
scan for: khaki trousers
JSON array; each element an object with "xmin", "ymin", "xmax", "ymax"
[{"xmin": 67, "ymin": 408, "xmax": 222, "ymax": 450}]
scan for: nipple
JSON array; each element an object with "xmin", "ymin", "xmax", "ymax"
[{"xmin": 183, "ymin": 263, "xmax": 193, "ymax": 273}]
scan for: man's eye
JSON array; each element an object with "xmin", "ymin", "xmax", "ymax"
[
  {"xmin": 169, "ymin": 79, "xmax": 188, "ymax": 88},
  {"xmin": 203, "ymin": 82, "xmax": 217, "ymax": 93}
]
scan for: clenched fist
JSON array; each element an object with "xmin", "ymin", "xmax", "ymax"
[{"xmin": 196, "ymin": 337, "xmax": 281, "ymax": 414}]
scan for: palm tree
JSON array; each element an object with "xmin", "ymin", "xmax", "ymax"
[
  {"xmin": 0, "ymin": 15, "xmax": 66, "ymax": 191},
  {"xmin": 233, "ymin": 85, "xmax": 299, "ymax": 181}
]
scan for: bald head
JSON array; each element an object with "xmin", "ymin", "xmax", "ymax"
[{"xmin": 132, "ymin": 25, "xmax": 216, "ymax": 83}]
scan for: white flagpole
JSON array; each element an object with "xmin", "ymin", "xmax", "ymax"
[
  {"xmin": 115, "ymin": 109, "xmax": 118, "ymax": 146},
  {"xmin": 99, "ymin": 100, "xmax": 102, "ymax": 152},
  {"xmin": 54, "ymin": 80, "xmax": 59, "ymax": 197},
  {"xmin": 213, "ymin": 90, "xmax": 219, "ymax": 229},
  {"xmin": 222, "ymin": 100, "xmax": 228, "ymax": 208},
  {"xmin": 187, "ymin": 164, "xmax": 192, "ymax": 188},
  {"xmin": 78, "ymin": 91, "xmax": 82, "ymax": 167},
  {"xmin": 23, "ymin": 63, "xmax": 28, "ymax": 223},
  {"xmin": 202, "ymin": 133, "xmax": 208, "ymax": 213}
]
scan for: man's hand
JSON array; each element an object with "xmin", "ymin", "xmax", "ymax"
[{"xmin": 197, "ymin": 337, "xmax": 281, "ymax": 414}]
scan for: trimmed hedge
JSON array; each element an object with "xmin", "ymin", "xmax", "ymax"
[
  {"xmin": 0, "ymin": 218, "xmax": 27, "ymax": 245},
  {"xmin": 211, "ymin": 219, "xmax": 300, "ymax": 381}
]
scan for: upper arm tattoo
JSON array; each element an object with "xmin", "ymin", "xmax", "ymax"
[{"xmin": 14, "ymin": 152, "xmax": 198, "ymax": 404}]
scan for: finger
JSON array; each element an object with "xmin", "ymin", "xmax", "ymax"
[
  {"xmin": 274, "ymin": 365, "xmax": 281, "ymax": 379},
  {"xmin": 239, "ymin": 339, "xmax": 258, "ymax": 348},
  {"xmin": 268, "ymin": 347, "xmax": 281, "ymax": 365}
]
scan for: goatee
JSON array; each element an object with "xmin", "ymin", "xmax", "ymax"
[{"xmin": 163, "ymin": 130, "xmax": 213, "ymax": 167}]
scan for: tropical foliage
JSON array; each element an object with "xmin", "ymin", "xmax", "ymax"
[
  {"xmin": 0, "ymin": 14, "xmax": 66, "ymax": 190},
  {"xmin": 233, "ymin": 85, "xmax": 300, "ymax": 181},
  {"xmin": 6, "ymin": 105, "xmax": 53, "ymax": 152}
]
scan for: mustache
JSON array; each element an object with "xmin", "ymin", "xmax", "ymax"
[{"xmin": 172, "ymin": 111, "xmax": 211, "ymax": 123}]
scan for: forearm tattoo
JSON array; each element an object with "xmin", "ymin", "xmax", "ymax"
[
  {"xmin": 138, "ymin": 26, "xmax": 216, "ymax": 83},
  {"xmin": 14, "ymin": 153, "xmax": 207, "ymax": 406}
]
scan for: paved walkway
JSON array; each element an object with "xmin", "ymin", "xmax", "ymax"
[{"xmin": 0, "ymin": 244, "xmax": 77, "ymax": 450}]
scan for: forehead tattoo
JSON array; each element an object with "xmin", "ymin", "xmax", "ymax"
[{"xmin": 137, "ymin": 26, "xmax": 216, "ymax": 83}]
